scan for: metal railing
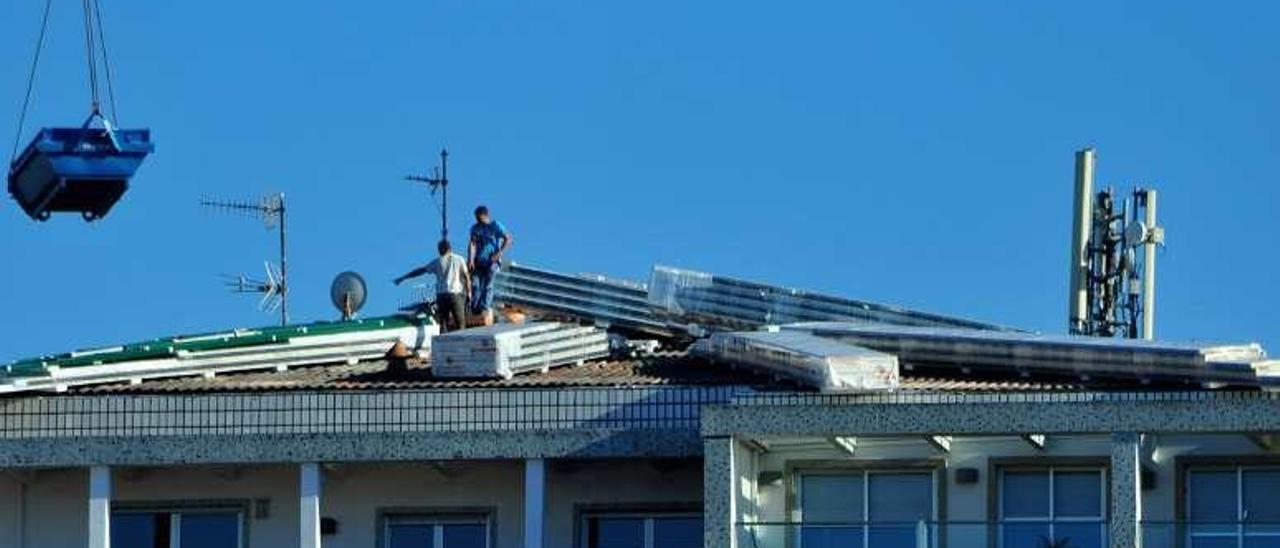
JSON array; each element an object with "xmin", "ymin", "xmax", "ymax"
[
  {"xmin": 737, "ymin": 521, "xmax": 1280, "ymax": 547},
  {"xmin": 737, "ymin": 521, "xmax": 1109, "ymax": 548},
  {"xmin": 0, "ymin": 386, "xmax": 744, "ymax": 439},
  {"xmin": 732, "ymin": 389, "xmax": 1280, "ymax": 406}
]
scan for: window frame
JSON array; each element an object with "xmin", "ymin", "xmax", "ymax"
[
  {"xmin": 110, "ymin": 499, "xmax": 249, "ymax": 548},
  {"xmin": 994, "ymin": 465, "xmax": 1108, "ymax": 548},
  {"xmin": 576, "ymin": 508, "xmax": 704, "ymax": 548},
  {"xmin": 1183, "ymin": 463, "xmax": 1280, "ymax": 548},
  {"xmin": 376, "ymin": 507, "xmax": 495, "ymax": 548},
  {"xmin": 786, "ymin": 459, "xmax": 945, "ymax": 548}
]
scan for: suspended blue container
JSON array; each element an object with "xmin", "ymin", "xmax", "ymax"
[{"xmin": 8, "ymin": 119, "xmax": 154, "ymax": 222}]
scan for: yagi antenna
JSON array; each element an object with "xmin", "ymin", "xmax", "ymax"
[
  {"xmin": 221, "ymin": 261, "xmax": 283, "ymax": 313},
  {"xmin": 405, "ymin": 148, "xmax": 450, "ymax": 241},
  {"xmin": 202, "ymin": 193, "xmax": 289, "ymax": 325}
]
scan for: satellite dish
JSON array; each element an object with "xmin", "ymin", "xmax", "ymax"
[
  {"xmin": 330, "ymin": 271, "xmax": 368, "ymax": 320},
  {"xmin": 1125, "ymin": 221, "xmax": 1149, "ymax": 248}
]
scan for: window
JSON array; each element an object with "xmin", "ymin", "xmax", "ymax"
[
  {"xmin": 998, "ymin": 467, "xmax": 1105, "ymax": 548},
  {"xmin": 383, "ymin": 513, "xmax": 490, "ymax": 548},
  {"xmin": 581, "ymin": 512, "xmax": 702, "ymax": 548},
  {"xmin": 111, "ymin": 506, "xmax": 244, "ymax": 548},
  {"xmin": 1186, "ymin": 466, "xmax": 1280, "ymax": 548},
  {"xmin": 796, "ymin": 470, "xmax": 936, "ymax": 548}
]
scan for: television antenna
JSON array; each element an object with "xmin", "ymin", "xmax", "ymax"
[
  {"xmin": 405, "ymin": 148, "xmax": 450, "ymax": 241},
  {"xmin": 201, "ymin": 193, "xmax": 289, "ymax": 325}
]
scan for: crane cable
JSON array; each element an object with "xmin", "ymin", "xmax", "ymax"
[
  {"xmin": 9, "ymin": 0, "xmax": 121, "ymax": 164},
  {"xmin": 9, "ymin": 0, "xmax": 54, "ymax": 164},
  {"xmin": 92, "ymin": 0, "xmax": 120, "ymax": 122},
  {"xmin": 81, "ymin": 0, "xmax": 101, "ymax": 115}
]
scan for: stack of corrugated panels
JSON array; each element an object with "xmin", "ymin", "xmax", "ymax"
[
  {"xmin": 431, "ymin": 322, "xmax": 610, "ymax": 379},
  {"xmin": 493, "ymin": 263, "xmax": 671, "ymax": 337},
  {"xmin": 693, "ymin": 330, "xmax": 899, "ymax": 392},
  {"xmin": 1250, "ymin": 361, "xmax": 1280, "ymax": 390},
  {"xmin": 0, "ymin": 315, "xmax": 436, "ymax": 394},
  {"xmin": 784, "ymin": 322, "xmax": 1277, "ymax": 387},
  {"xmin": 647, "ymin": 265, "xmax": 1006, "ymax": 333}
]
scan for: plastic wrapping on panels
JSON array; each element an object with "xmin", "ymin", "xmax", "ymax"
[
  {"xmin": 694, "ymin": 330, "xmax": 899, "ymax": 392},
  {"xmin": 647, "ymin": 265, "xmax": 1006, "ymax": 332},
  {"xmin": 431, "ymin": 322, "xmax": 610, "ymax": 379},
  {"xmin": 646, "ymin": 265, "xmax": 715, "ymax": 318},
  {"xmin": 784, "ymin": 322, "xmax": 1274, "ymax": 387},
  {"xmin": 494, "ymin": 263, "xmax": 671, "ymax": 337}
]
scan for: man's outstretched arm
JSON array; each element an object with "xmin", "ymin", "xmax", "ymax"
[{"xmin": 394, "ymin": 265, "xmax": 430, "ymax": 285}]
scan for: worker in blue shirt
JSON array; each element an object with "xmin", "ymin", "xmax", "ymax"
[{"xmin": 468, "ymin": 205, "xmax": 514, "ymax": 326}]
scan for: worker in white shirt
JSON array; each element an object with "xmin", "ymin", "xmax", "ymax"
[{"xmin": 394, "ymin": 239, "xmax": 471, "ymax": 332}]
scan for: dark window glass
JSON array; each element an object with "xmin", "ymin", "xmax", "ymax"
[
  {"xmin": 387, "ymin": 524, "xmax": 435, "ymax": 548},
  {"xmin": 1054, "ymin": 471, "xmax": 1103, "ymax": 518},
  {"xmin": 441, "ymin": 523, "xmax": 486, "ymax": 548},
  {"xmin": 1190, "ymin": 538, "xmax": 1239, "ymax": 548},
  {"xmin": 801, "ymin": 474, "xmax": 863, "ymax": 523},
  {"xmin": 1244, "ymin": 537, "xmax": 1280, "ymax": 548},
  {"xmin": 1002, "ymin": 471, "xmax": 1050, "ymax": 518},
  {"xmin": 588, "ymin": 517, "xmax": 644, "ymax": 548},
  {"xmin": 111, "ymin": 513, "xmax": 164, "ymax": 548},
  {"xmin": 800, "ymin": 526, "xmax": 863, "ymax": 548},
  {"xmin": 1001, "ymin": 522, "xmax": 1051, "ymax": 548},
  {"xmin": 652, "ymin": 517, "xmax": 701, "ymax": 548},
  {"xmin": 179, "ymin": 512, "xmax": 240, "ymax": 548},
  {"xmin": 1243, "ymin": 469, "xmax": 1280, "ymax": 523},
  {"xmin": 1053, "ymin": 522, "xmax": 1105, "ymax": 548},
  {"xmin": 867, "ymin": 523, "xmax": 919, "ymax": 547},
  {"xmin": 868, "ymin": 472, "xmax": 932, "ymax": 523},
  {"xmin": 1189, "ymin": 470, "xmax": 1238, "ymax": 523}
]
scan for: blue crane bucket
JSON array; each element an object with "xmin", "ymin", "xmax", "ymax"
[{"xmin": 8, "ymin": 124, "xmax": 154, "ymax": 221}]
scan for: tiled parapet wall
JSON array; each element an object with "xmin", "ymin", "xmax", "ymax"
[
  {"xmin": 0, "ymin": 386, "xmax": 748, "ymax": 467},
  {"xmin": 702, "ymin": 391, "xmax": 1280, "ymax": 437},
  {"xmin": 0, "ymin": 386, "xmax": 744, "ymax": 439}
]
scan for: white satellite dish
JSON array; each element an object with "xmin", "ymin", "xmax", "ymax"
[
  {"xmin": 330, "ymin": 271, "xmax": 368, "ymax": 320},
  {"xmin": 1125, "ymin": 220, "xmax": 1148, "ymax": 248}
]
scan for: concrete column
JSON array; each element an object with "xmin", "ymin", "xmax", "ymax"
[
  {"xmin": 704, "ymin": 437, "xmax": 736, "ymax": 548},
  {"xmin": 88, "ymin": 466, "xmax": 110, "ymax": 548},
  {"xmin": 1110, "ymin": 432, "xmax": 1142, "ymax": 548},
  {"xmin": 299, "ymin": 463, "xmax": 321, "ymax": 548},
  {"xmin": 524, "ymin": 458, "xmax": 545, "ymax": 548}
]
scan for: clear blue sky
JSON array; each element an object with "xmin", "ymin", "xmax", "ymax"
[{"xmin": 1, "ymin": 1, "xmax": 1276, "ymax": 361}]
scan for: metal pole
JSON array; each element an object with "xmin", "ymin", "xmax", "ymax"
[
  {"xmin": 279, "ymin": 193, "xmax": 288, "ymax": 326},
  {"xmin": 1141, "ymin": 188, "xmax": 1157, "ymax": 340},
  {"xmin": 1068, "ymin": 148, "xmax": 1096, "ymax": 334},
  {"xmin": 440, "ymin": 149, "xmax": 449, "ymax": 240}
]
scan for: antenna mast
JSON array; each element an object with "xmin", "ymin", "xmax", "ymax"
[
  {"xmin": 201, "ymin": 193, "xmax": 289, "ymax": 325},
  {"xmin": 1065, "ymin": 149, "xmax": 1164, "ymax": 339},
  {"xmin": 405, "ymin": 148, "xmax": 450, "ymax": 241}
]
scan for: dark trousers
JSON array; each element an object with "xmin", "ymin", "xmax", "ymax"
[{"xmin": 435, "ymin": 292, "xmax": 467, "ymax": 332}]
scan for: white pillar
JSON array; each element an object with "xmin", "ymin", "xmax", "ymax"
[
  {"xmin": 1110, "ymin": 432, "xmax": 1142, "ymax": 548},
  {"xmin": 299, "ymin": 463, "xmax": 321, "ymax": 548},
  {"xmin": 88, "ymin": 466, "xmax": 111, "ymax": 548},
  {"xmin": 524, "ymin": 458, "xmax": 545, "ymax": 548},
  {"xmin": 704, "ymin": 437, "xmax": 737, "ymax": 548}
]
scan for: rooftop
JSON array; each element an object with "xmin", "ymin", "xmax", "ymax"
[{"xmin": 2, "ymin": 261, "xmax": 1273, "ymax": 398}]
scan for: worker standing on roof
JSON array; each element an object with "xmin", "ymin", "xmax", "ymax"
[
  {"xmin": 394, "ymin": 240, "xmax": 471, "ymax": 332},
  {"xmin": 468, "ymin": 205, "xmax": 513, "ymax": 326}
]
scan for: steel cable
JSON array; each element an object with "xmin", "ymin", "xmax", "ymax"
[
  {"xmin": 92, "ymin": 0, "xmax": 120, "ymax": 122},
  {"xmin": 9, "ymin": 0, "xmax": 55, "ymax": 163},
  {"xmin": 82, "ymin": 0, "xmax": 101, "ymax": 114}
]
